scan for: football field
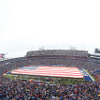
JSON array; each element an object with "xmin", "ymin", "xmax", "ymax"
[{"xmin": 11, "ymin": 66, "xmax": 84, "ymax": 78}]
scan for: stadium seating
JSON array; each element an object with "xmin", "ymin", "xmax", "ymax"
[{"xmin": 0, "ymin": 50, "xmax": 100, "ymax": 99}]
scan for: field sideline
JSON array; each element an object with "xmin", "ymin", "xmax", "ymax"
[{"xmin": 3, "ymin": 67, "xmax": 96, "ymax": 85}]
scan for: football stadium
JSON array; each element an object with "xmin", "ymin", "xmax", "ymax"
[{"xmin": 0, "ymin": 49, "xmax": 100, "ymax": 100}]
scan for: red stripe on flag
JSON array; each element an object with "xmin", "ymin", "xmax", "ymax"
[{"xmin": 11, "ymin": 66, "xmax": 83, "ymax": 78}]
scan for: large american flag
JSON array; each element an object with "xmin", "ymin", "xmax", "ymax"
[{"xmin": 11, "ymin": 66, "xmax": 83, "ymax": 78}]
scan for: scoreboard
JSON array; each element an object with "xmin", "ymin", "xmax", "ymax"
[
  {"xmin": 95, "ymin": 48, "xmax": 100, "ymax": 53},
  {"xmin": 0, "ymin": 53, "xmax": 5, "ymax": 59}
]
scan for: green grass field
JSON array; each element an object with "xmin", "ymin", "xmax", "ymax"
[{"xmin": 4, "ymin": 73, "xmax": 89, "ymax": 85}]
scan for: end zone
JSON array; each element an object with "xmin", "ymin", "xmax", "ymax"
[{"xmin": 79, "ymin": 68, "xmax": 95, "ymax": 81}]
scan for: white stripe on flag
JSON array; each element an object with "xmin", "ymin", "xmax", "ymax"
[{"xmin": 11, "ymin": 66, "xmax": 83, "ymax": 78}]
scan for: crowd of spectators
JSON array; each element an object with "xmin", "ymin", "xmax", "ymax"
[
  {"xmin": 26, "ymin": 50, "xmax": 88, "ymax": 58},
  {"xmin": 0, "ymin": 50, "xmax": 100, "ymax": 99},
  {"xmin": 1, "ymin": 76, "xmax": 100, "ymax": 100}
]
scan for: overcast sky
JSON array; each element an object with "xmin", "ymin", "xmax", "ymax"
[{"xmin": 0, "ymin": 0, "xmax": 100, "ymax": 58}]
